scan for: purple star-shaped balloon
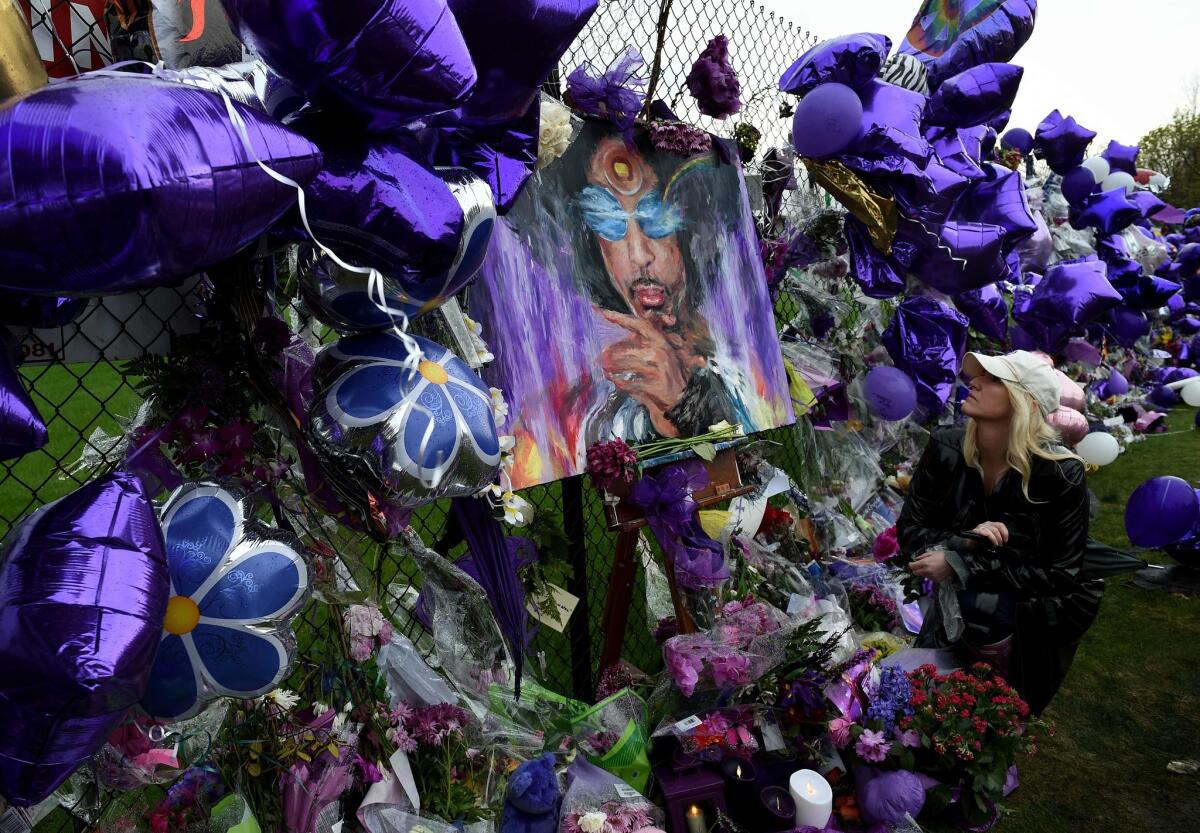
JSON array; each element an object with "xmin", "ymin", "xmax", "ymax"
[
  {"xmin": 1101, "ymin": 140, "xmax": 1140, "ymax": 175},
  {"xmin": 1071, "ymin": 187, "xmax": 1141, "ymax": 236},
  {"xmin": 923, "ymin": 63, "xmax": 1024, "ymax": 129},
  {"xmin": 1033, "ymin": 110, "xmax": 1096, "ymax": 174}
]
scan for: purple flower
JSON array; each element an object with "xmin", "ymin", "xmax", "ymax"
[
  {"xmin": 665, "ymin": 647, "xmax": 704, "ymax": 697},
  {"xmin": 855, "ymin": 728, "xmax": 892, "ymax": 763},
  {"xmin": 648, "ymin": 121, "xmax": 712, "ymax": 157},
  {"xmin": 829, "ymin": 717, "xmax": 853, "ymax": 749},
  {"xmin": 407, "ymin": 703, "xmax": 469, "ymax": 746},
  {"xmin": 895, "ymin": 727, "xmax": 921, "ymax": 749},
  {"xmin": 686, "ymin": 35, "xmax": 741, "ymax": 119},
  {"xmin": 709, "ymin": 653, "xmax": 751, "ymax": 689},
  {"xmin": 866, "ymin": 665, "xmax": 914, "ymax": 734}
]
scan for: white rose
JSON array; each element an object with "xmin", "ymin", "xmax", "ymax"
[
  {"xmin": 578, "ymin": 811, "xmax": 609, "ymax": 833},
  {"xmin": 538, "ymin": 99, "xmax": 574, "ymax": 169}
]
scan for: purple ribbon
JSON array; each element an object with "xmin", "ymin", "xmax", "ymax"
[{"xmin": 630, "ymin": 460, "xmax": 729, "ymax": 589}]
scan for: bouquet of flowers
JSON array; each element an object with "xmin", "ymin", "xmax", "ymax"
[
  {"xmin": 662, "ymin": 597, "xmax": 789, "ymax": 697},
  {"xmin": 558, "ymin": 757, "xmax": 663, "ymax": 833},
  {"xmin": 845, "ymin": 583, "xmax": 902, "ymax": 633}
]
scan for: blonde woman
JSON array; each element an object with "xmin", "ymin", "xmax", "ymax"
[{"xmin": 897, "ymin": 351, "xmax": 1103, "ymax": 715}]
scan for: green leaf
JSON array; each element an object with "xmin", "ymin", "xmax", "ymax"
[{"xmin": 693, "ymin": 441, "xmax": 717, "ymax": 461}]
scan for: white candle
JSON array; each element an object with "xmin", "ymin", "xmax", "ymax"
[
  {"xmin": 789, "ymin": 769, "xmax": 832, "ymax": 830},
  {"xmin": 685, "ymin": 803, "xmax": 706, "ymax": 833}
]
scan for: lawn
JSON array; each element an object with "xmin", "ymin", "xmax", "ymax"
[{"xmin": 983, "ymin": 409, "xmax": 1200, "ymax": 833}]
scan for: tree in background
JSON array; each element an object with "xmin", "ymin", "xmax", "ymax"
[{"xmin": 1139, "ymin": 79, "xmax": 1200, "ymax": 209}]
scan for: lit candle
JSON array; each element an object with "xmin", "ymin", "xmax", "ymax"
[
  {"xmin": 685, "ymin": 803, "xmax": 706, "ymax": 833},
  {"xmin": 760, "ymin": 785, "xmax": 796, "ymax": 830},
  {"xmin": 789, "ymin": 769, "xmax": 832, "ymax": 830}
]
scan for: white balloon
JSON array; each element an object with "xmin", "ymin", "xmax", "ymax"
[
  {"xmin": 1182, "ymin": 379, "xmax": 1200, "ymax": 407},
  {"xmin": 1101, "ymin": 171, "xmax": 1136, "ymax": 195},
  {"xmin": 1082, "ymin": 156, "xmax": 1111, "ymax": 183},
  {"xmin": 1077, "ymin": 431, "xmax": 1120, "ymax": 466}
]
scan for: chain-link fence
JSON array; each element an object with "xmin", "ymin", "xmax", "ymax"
[{"xmin": 5, "ymin": 1, "xmax": 822, "ymax": 828}]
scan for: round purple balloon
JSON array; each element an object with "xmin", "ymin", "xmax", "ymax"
[
  {"xmin": 0, "ymin": 473, "xmax": 168, "ymax": 806},
  {"xmin": 864, "ymin": 366, "xmax": 918, "ymax": 421},
  {"xmin": 1126, "ymin": 476, "xmax": 1200, "ymax": 548},
  {"xmin": 1150, "ymin": 384, "xmax": 1179, "ymax": 409},
  {"xmin": 1001, "ymin": 127, "xmax": 1034, "ymax": 154},
  {"xmin": 0, "ymin": 75, "xmax": 321, "ymax": 296},
  {"xmin": 792, "ymin": 82, "xmax": 864, "ymax": 158},
  {"xmin": 1060, "ymin": 167, "xmax": 1097, "ymax": 206},
  {"xmin": 1107, "ymin": 368, "xmax": 1130, "ymax": 396}
]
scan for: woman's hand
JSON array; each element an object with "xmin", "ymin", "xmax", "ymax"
[
  {"xmin": 909, "ymin": 550, "xmax": 956, "ymax": 584},
  {"xmin": 969, "ymin": 521, "xmax": 1009, "ymax": 548}
]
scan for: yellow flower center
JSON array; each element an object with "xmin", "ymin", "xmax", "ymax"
[
  {"xmin": 163, "ymin": 595, "xmax": 200, "ymax": 635},
  {"xmin": 418, "ymin": 360, "xmax": 449, "ymax": 385}
]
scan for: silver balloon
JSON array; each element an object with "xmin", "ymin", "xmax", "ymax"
[
  {"xmin": 298, "ymin": 255, "xmax": 418, "ymax": 333},
  {"xmin": 310, "ymin": 332, "xmax": 501, "ymax": 508}
]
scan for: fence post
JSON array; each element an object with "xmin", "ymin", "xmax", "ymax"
[{"xmin": 562, "ymin": 475, "xmax": 594, "ymax": 701}]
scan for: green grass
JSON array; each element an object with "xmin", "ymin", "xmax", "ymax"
[{"xmin": 983, "ymin": 409, "xmax": 1200, "ymax": 833}]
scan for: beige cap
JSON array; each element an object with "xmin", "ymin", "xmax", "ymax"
[{"xmin": 962, "ymin": 351, "xmax": 1061, "ymax": 416}]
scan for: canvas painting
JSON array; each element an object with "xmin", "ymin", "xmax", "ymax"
[{"xmin": 468, "ymin": 119, "xmax": 794, "ymax": 489}]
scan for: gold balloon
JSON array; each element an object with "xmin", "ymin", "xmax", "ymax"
[
  {"xmin": 0, "ymin": 2, "xmax": 48, "ymax": 101},
  {"xmin": 802, "ymin": 157, "xmax": 898, "ymax": 255}
]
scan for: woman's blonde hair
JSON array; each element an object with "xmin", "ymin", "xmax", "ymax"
[{"xmin": 962, "ymin": 379, "xmax": 1081, "ymax": 501}]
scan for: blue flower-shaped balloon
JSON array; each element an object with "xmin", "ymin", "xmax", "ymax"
[
  {"xmin": 140, "ymin": 484, "xmax": 310, "ymax": 721},
  {"xmin": 311, "ymin": 333, "xmax": 501, "ymax": 507}
]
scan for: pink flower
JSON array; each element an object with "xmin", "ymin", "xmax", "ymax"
[
  {"xmin": 855, "ymin": 728, "xmax": 892, "ymax": 763},
  {"xmin": 895, "ymin": 727, "xmax": 921, "ymax": 748},
  {"xmin": 829, "ymin": 717, "xmax": 854, "ymax": 749},
  {"xmin": 664, "ymin": 643, "xmax": 705, "ymax": 697},
  {"xmin": 344, "ymin": 604, "xmax": 392, "ymax": 661},
  {"xmin": 709, "ymin": 653, "xmax": 751, "ymax": 688},
  {"xmin": 873, "ymin": 526, "xmax": 900, "ymax": 562}
]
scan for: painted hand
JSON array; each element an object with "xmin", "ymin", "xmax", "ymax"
[{"xmin": 597, "ymin": 307, "xmax": 689, "ymax": 437}]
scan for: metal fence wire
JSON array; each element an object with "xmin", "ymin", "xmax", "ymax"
[{"xmin": 5, "ymin": 1, "xmax": 823, "ymax": 829}]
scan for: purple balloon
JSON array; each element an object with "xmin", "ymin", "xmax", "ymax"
[
  {"xmin": 1001, "ymin": 127, "xmax": 1034, "ymax": 154},
  {"xmin": 1063, "ymin": 338, "xmax": 1103, "ymax": 366},
  {"xmin": 1168, "ymin": 293, "xmax": 1187, "ymax": 316},
  {"xmin": 300, "ymin": 137, "xmax": 496, "ymax": 316},
  {"xmin": 1071, "ymin": 188, "xmax": 1141, "ymax": 236},
  {"xmin": 1034, "ymin": 110, "xmax": 1097, "ymax": 175},
  {"xmin": 852, "ymin": 79, "xmax": 929, "ymax": 163},
  {"xmin": 1126, "ymin": 476, "xmax": 1200, "ymax": 548},
  {"xmin": 1163, "ymin": 367, "xmax": 1198, "ymax": 385},
  {"xmin": 0, "ymin": 293, "xmax": 86, "ymax": 328},
  {"xmin": 924, "ymin": 63, "xmax": 1024, "ymax": 129},
  {"xmin": 844, "ymin": 215, "xmax": 906, "ymax": 299},
  {"xmin": 954, "ymin": 282, "xmax": 1010, "ymax": 341},
  {"xmin": 1016, "ymin": 211, "xmax": 1053, "ymax": 272},
  {"xmin": 864, "ymin": 366, "xmax": 918, "ymax": 420},
  {"xmin": 1150, "ymin": 384, "xmax": 1179, "ymax": 409},
  {"xmin": 1106, "ymin": 368, "xmax": 1130, "ymax": 396},
  {"xmin": 1060, "ymin": 167, "xmax": 1098, "ymax": 206},
  {"xmin": 900, "ymin": 0, "xmax": 1038, "ymax": 89},
  {"xmin": 0, "ymin": 473, "xmax": 168, "ymax": 805},
  {"xmin": 1130, "ymin": 190, "xmax": 1166, "ymax": 220},
  {"xmin": 858, "ymin": 767, "xmax": 926, "ymax": 826},
  {"xmin": 1101, "ymin": 140, "xmax": 1140, "ymax": 175},
  {"xmin": 780, "ymin": 33, "xmax": 892, "ymax": 96},
  {"xmin": 428, "ymin": 100, "xmax": 540, "ymax": 212},
  {"xmin": 440, "ymin": 0, "xmax": 597, "ymax": 125},
  {"xmin": 0, "ymin": 351, "xmax": 46, "ymax": 461},
  {"xmin": 1021, "ymin": 257, "xmax": 1122, "ymax": 335},
  {"xmin": 882, "ymin": 296, "xmax": 970, "ymax": 413},
  {"xmin": 1104, "ymin": 307, "xmax": 1151, "ymax": 346},
  {"xmin": 221, "ymin": 0, "xmax": 477, "ymax": 131},
  {"xmin": 0, "ymin": 76, "xmax": 321, "ymax": 296},
  {"xmin": 791, "ymin": 82, "xmax": 864, "ymax": 158}
]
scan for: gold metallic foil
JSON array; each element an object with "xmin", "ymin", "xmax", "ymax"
[
  {"xmin": 0, "ymin": 3, "xmax": 48, "ymax": 102},
  {"xmin": 802, "ymin": 157, "xmax": 898, "ymax": 254}
]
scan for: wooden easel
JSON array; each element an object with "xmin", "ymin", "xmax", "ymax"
[{"xmin": 597, "ymin": 448, "xmax": 753, "ymax": 672}]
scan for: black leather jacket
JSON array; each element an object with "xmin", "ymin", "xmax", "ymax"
[{"xmin": 898, "ymin": 427, "xmax": 1103, "ymax": 714}]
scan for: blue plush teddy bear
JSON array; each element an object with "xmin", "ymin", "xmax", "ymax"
[{"xmin": 501, "ymin": 753, "xmax": 561, "ymax": 833}]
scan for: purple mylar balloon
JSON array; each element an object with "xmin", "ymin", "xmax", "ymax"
[
  {"xmin": 1001, "ymin": 127, "xmax": 1034, "ymax": 154},
  {"xmin": 0, "ymin": 75, "xmax": 320, "ymax": 296},
  {"xmin": 845, "ymin": 214, "xmax": 905, "ymax": 299},
  {"xmin": 851, "ymin": 79, "xmax": 930, "ymax": 164},
  {"xmin": 220, "ymin": 0, "xmax": 477, "ymax": 132},
  {"xmin": 429, "ymin": 98, "xmax": 540, "ymax": 213},
  {"xmin": 1125, "ymin": 275, "xmax": 1182, "ymax": 310},
  {"xmin": 882, "ymin": 296, "xmax": 969, "ymax": 413},
  {"xmin": 1101, "ymin": 140, "xmax": 1140, "ymax": 175},
  {"xmin": 0, "ymin": 351, "xmax": 46, "ymax": 462},
  {"xmin": 900, "ymin": 0, "xmax": 1038, "ymax": 90},
  {"xmin": 792, "ymin": 82, "xmax": 864, "ymax": 158},
  {"xmin": 1104, "ymin": 307, "xmax": 1150, "ymax": 347},
  {"xmin": 923, "ymin": 63, "xmax": 1024, "ymax": 129},
  {"xmin": 927, "ymin": 124, "xmax": 990, "ymax": 183},
  {"xmin": 440, "ymin": 0, "xmax": 597, "ymax": 125},
  {"xmin": 779, "ymin": 33, "xmax": 892, "ymax": 96},
  {"xmin": 1129, "ymin": 190, "xmax": 1166, "ymax": 220},
  {"xmin": 0, "ymin": 292, "xmax": 87, "ymax": 329},
  {"xmin": 858, "ymin": 767, "xmax": 926, "ymax": 826},
  {"xmin": 1022, "ymin": 257, "xmax": 1122, "ymax": 333},
  {"xmin": 0, "ymin": 472, "xmax": 168, "ymax": 806},
  {"xmin": 1126, "ymin": 476, "xmax": 1200, "ymax": 549},
  {"xmin": 864, "ymin": 366, "xmax": 918, "ymax": 420},
  {"xmin": 1106, "ymin": 368, "xmax": 1131, "ymax": 396},
  {"xmin": 951, "ymin": 164, "xmax": 1037, "ymax": 251},
  {"xmin": 1062, "ymin": 338, "xmax": 1102, "ymax": 366},
  {"xmin": 1034, "ymin": 110, "xmax": 1097, "ymax": 175},
  {"xmin": 1150, "ymin": 384, "xmax": 1180, "ymax": 409},
  {"xmin": 1060, "ymin": 166, "xmax": 1097, "ymax": 206},
  {"xmin": 1071, "ymin": 188, "xmax": 1141, "ymax": 236},
  {"xmin": 301, "ymin": 138, "xmax": 496, "ymax": 317},
  {"xmin": 954, "ymin": 282, "xmax": 1009, "ymax": 340},
  {"xmin": 1016, "ymin": 211, "xmax": 1053, "ymax": 272},
  {"xmin": 1046, "ymin": 407, "xmax": 1088, "ymax": 447}
]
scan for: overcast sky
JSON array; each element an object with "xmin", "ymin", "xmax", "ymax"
[{"xmin": 760, "ymin": 0, "xmax": 1200, "ymax": 147}]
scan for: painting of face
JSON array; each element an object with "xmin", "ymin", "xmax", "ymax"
[{"xmin": 467, "ymin": 119, "xmax": 793, "ymax": 489}]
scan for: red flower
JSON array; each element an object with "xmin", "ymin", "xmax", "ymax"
[{"xmin": 757, "ymin": 505, "xmax": 794, "ymax": 537}]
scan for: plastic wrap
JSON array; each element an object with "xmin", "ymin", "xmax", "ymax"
[
  {"xmin": 377, "ymin": 632, "xmax": 458, "ymax": 708},
  {"xmin": 650, "ymin": 704, "xmax": 764, "ymax": 760},
  {"xmin": 361, "ymin": 806, "xmax": 461, "ymax": 833},
  {"xmin": 570, "ymin": 689, "xmax": 652, "ymax": 793},
  {"xmin": 662, "ymin": 600, "xmax": 794, "ymax": 697},
  {"xmin": 557, "ymin": 757, "xmax": 662, "ymax": 833}
]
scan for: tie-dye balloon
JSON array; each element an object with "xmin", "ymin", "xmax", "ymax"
[{"xmin": 900, "ymin": 0, "xmax": 1038, "ymax": 89}]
